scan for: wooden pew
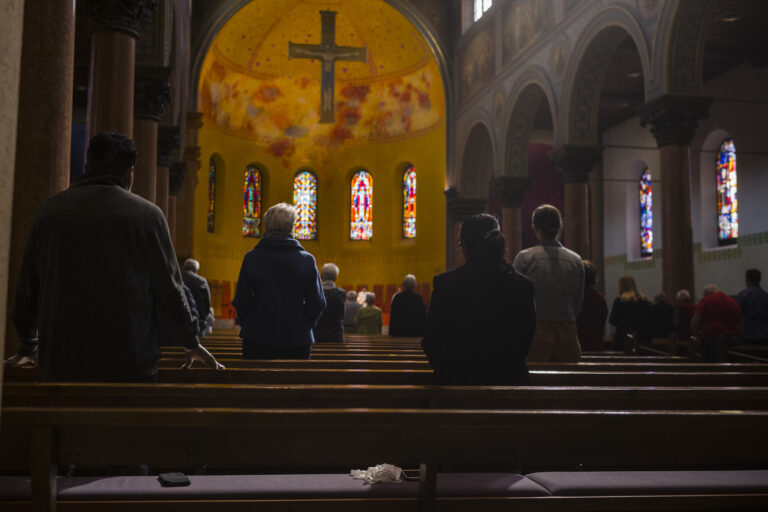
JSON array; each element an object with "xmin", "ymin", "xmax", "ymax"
[{"xmin": 2, "ymin": 406, "xmax": 767, "ymax": 511}]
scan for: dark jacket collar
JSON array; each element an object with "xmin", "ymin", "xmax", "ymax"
[
  {"xmin": 255, "ymin": 236, "xmax": 304, "ymax": 251},
  {"xmin": 71, "ymin": 173, "xmax": 126, "ymax": 189}
]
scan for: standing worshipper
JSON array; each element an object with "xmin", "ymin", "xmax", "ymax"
[
  {"xmin": 576, "ymin": 260, "xmax": 608, "ymax": 352},
  {"xmin": 313, "ymin": 263, "xmax": 346, "ymax": 342},
  {"xmin": 344, "ymin": 291, "xmax": 362, "ymax": 333},
  {"xmin": 692, "ymin": 284, "xmax": 742, "ymax": 362},
  {"xmin": 422, "ymin": 213, "xmax": 535, "ymax": 385},
  {"xmin": 4, "ymin": 132, "xmax": 223, "ymax": 380},
  {"xmin": 674, "ymin": 289, "xmax": 695, "ymax": 341},
  {"xmin": 608, "ymin": 275, "xmax": 652, "ymax": 351},
  {"xmin": 650, "ymin": 292, "xmax": 675, "ymax": 339},
  {"xmin": 513, "ymin": 204, "xmax": 584, "ymax": 362},
  {"xmin": 355, "ymin": 293, "xmax": 383, "ymax": 334},
  {"xmin": 182, "ymin": 258, "xmax": 213, "ymax": 337},
  {"xmin": 233, "ymin": 203, "xmax": 326, "ymax": 359},
  {"xmin": 389, "ymin": 274, "xmax": 426, "ymax": 337},
  {"xmin": 736, "ymin": 269, "xmax": 768, "ymax": 344}
]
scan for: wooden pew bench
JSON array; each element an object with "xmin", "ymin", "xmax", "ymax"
[{"xmin": 1, "ymin": 407, "xmax": 767, "ymax": 511}]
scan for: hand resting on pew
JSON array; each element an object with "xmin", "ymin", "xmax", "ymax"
[{"xmin": 182, "ymin": 344, "xmax": 225, "ymax": 370}]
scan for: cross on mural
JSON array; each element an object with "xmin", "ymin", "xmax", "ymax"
[{"xmin": 288, "ymin": 10, "xmax": 368, "ymax": 124}]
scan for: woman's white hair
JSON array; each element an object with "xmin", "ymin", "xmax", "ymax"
[
  {"xmin": 183, "ymin": 258, "xmax": 200, "ymax": 272},
  {"xmin": 365, "ymin": 292, "xmax": 376, "ymax": 305},
  {"xmin": 321, "ymin": 263, "xmax": 339, "ymax": 281},
  {"xmin": 402, "ymin": 274, "xmax": 417, "ymax": 290},
  {"xmin": 675, "ymin": 289, "xmax": 691, "ymax": 302},
  {"xmin": 263, "ymin": 203, "xmax": 297, "ymax": 233}
]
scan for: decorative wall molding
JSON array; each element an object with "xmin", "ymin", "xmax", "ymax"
[
  {"xmin": 157, "ymin": 125, "xmax": 181, "ymax": 167},
  {"xmin": 86, "ymin": 0, "xmax": 158, "ymax": 38},
  {"xmin": 666, "ymin": 0, "xmax": 713, "ymax": 94},
  {"xmin": 134, "ymin": 73, "xmax": 172, "ymax": 121},
  {"xmin": 638, "ymin": 95, "xmax": 712, "ymax": 147}
]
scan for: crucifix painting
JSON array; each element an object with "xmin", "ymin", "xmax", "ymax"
[{"xmin": 289, "ymin": 10, "xmax": 368, "ymax": 123}]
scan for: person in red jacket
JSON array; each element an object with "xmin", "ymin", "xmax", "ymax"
[{"xmin": 691, "ymin": 284, "xmax": 742, "ymax": 362}]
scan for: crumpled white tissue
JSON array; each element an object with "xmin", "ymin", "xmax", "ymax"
[{"xmin": 350, "ymin": 463, "xmax": 403, "ymax": 484}]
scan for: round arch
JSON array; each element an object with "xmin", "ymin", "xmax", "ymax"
[
  {"xmin": 459, "ymin": 122, "xmax": 495, "ymax": 198},
  {"xmin": 660, "ymin": 0, "xmax": 715, "ymax": 95}
]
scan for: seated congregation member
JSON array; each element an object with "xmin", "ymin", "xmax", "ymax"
[
  {"xmin": 650, "ymin": 292, "xmax": 675, "ymax": 339},
  {"xmin": 422, "ymin": 213, "xmax": 535, "ymax": 385},
  {"xmin": 692, "ymin": 284, "xmax": 742, "ymax": 362},
  {"xmin": 4, "ymin": 131, "xmax": 223, "ymax": 380},
  {"xmin": 233, "ymin": 203, "xmax": 326, "ymax": 359},
  {"xmin": 182, "ymin": 258, "xmax": 212, "ymax": 336},
  {"xmin": 674, "ymin": 289, "xmax": 695, "ymax": 340},
  {"xmin": 608, "ymin": 275, "xmax": 652, "ymax": 351},
  {"xmin": 513, "ymin": 204, "xmax": 584, "ymax": 362},
  {"xmin": 736, "ymin": 269, "xmax": 768, "ymax": 344},
  {"xmin": 313, "ymin": 263, "xmax": 346, "ymax": 342},
  {"xmin": 344, "ymin": 290, "xmax": 361, "ymax": 333},
  {"xmin": 355, "ymin": 293, "xmax": 383, "ymax": 334},
  {"xmin": 388, "ymin": 274, "xmax": 427, "ymax": 337},
  {"xmin": 576, "ymin": 260, "xmax": 608, "ymax": 352}
]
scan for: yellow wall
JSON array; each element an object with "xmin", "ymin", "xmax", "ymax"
[{"xmin": 194, "ymin": 121, "xmax": 446, "ymax": 306}]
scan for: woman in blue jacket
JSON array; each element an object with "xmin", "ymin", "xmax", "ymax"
[{"xmin": 233, "ymin": 203, "xmax": 326, "ymax": 359}]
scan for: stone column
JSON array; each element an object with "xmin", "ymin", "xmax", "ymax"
[
  {"xmin": 132, "ymin": 73, "xmax": 171, "ymax": 202},
  {"xmin": 5, "ymin": 0, "xmax": 75, "ymax": 358},
  {"xmin": 85, "ymin": 0, "xmax": 157, "ymax": 138},
  {"xmin": 168, "ymin": 162, "xmax": 187, "ymax": 245},
  {"xmin": 492, "ymin": 176, "xmax": 531, "ymax": 259},
  {"xmin": 176, "ymin": 112, "xmax": 203, "ymax": 260},
  {"xmin": 552, "ymin": 145, "xmax": 603, "ymax": 259},
  {"xmin": 445, "ymin": 187, "xmax": 487, "ymax": 270},
  {"xmin": 156, "ymin": 125, "xmax": 181, "ymax": 219},
  {"xmin": 639, "ymin": 95, "xmax": 711, "ymax": 300}
]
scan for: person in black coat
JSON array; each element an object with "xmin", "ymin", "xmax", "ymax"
[
  {"xmin": 313, "ymin": 263, "xmax": 347, "ymax": 342},
  {"xmin": 609, "ymin": 274, "xmax": 652, "ymax": 350},
  {"xmin": 421, "ymin": 213, "xmax": 535, "ymax": 385},
  {"xmin": 182, "ymin": 258, "xmax": 212, "ymax": 336},
  {"xmin": 389, "ymin": 274, "xmax": 426, "ymax": 337}
]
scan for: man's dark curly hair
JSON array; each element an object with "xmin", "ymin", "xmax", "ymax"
[{"xmin": 86, "ymin": 131, "xmax": 137, "ymax": 176}]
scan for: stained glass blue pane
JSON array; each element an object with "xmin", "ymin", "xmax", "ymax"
[
  {"xmin": 716, "ymin": 139, "xmax": 738, "ymax": 243},
  {"xmin": 293, "ymin": 171, "xmax": 317, "ymax": 240},
  {"xmin": 639, "ymin": 169, "xmax": 653, "ymax": 257},
  {"xmin": 242, "ymin": 166, "xmax": 262, "ymax": 238},
  {"xmin": 350, "ymin": 170, "xmax": 373, "ymax": 240}
]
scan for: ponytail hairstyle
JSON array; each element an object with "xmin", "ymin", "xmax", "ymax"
[
  {"xmin": 459, "ymin": 213, "xmax": 506, "ymax": 268},
  {"xmin": 532, "ymin": 204, "xmax": 562, "ymax": 239}
]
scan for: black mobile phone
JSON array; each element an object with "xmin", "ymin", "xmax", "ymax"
[{"xmin": 158, "ymin": 472, "xmax": 191, "ymax": 487}]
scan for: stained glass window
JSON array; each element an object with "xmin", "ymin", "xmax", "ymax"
[
  {"xmin": 639, "ymin": 169, "xmax": 653, "ymax": 257},
  {"xmin": 716, "ymin": 138, "xmax": 738, "ymax": 244},
  {"xmin": 293, "ymin": 170, "xmax": 318, "ymax": 240},
  {"xmin": 403, "ymin": 167, "xmax": 416, "ymax": 238},
  {"xmin": 242, "ymin": 165, "xmax": 262, "ymax": 238},
  {"xmin": 350, "ymin": 170, "xmax": 373, "ymax": 240},
  {"xmin": 474, "ymin": 0, "xmax": 493, "ymax": 21},
  {"xmin": 207, "ymin": 157, "xmax": 216, "ymax": 233}
]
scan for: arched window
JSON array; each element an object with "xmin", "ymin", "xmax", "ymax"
[
  {"xmin": 639, "ymin": 169, "xmax": 653, "ymax": 257},
  {"xmin": 402, "ymin": 166, "xmax": 417, "ymax": 238},
  {"xmin": 716, "ymin": 138, "xmax": 738, "ymax": 244},
  {"xmin": 293, "ymin": 170, "xmax": 318, "ymax": 240},
  {"xmin": 207, "ymin": 157, "xmax": 216, "ymax": 233},
  {"xmin": 350, "ymin": 170, "xmax": 373, "ymax": 240},
  {"xmin": 474, "ymin": 0, "xmax": 492, "ymax": 21},
  {"xmin": 242, "ymin": 165, "xmax": 262, "ymax": 238}
]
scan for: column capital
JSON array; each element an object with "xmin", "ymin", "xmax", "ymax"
[
  {"xmin": 169, "ymin": 161, "xmax": 187, "ymax": 196},
  {"xmin": 491, "ymin": 176, "xmax": 531, "ymax": 208},
  {"xmin": 638, "ymin": 95, "xmax": 712, "ymax": 147},
  {"xmin": 445, "ymin": 187, "xmax": 487, "ymax": 221},
  {"xmin": 157, "ymin": 125, "xmax": 180, "ymax": 167},
  {"xmin": 134, "ymin": 70, "xmax": 172, "ymax": 121},
  {"xmin": 86, "ymin": 0, "xmax": 158, "ymax": 38},
  {"xmin": 551, "ymin": 144, "xmax": 603, "ymax": 184}
]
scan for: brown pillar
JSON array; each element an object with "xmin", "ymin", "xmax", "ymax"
[
  {"xmin": 176, "ymin": 112, "xmax": 203, "ymax": 260},
  {"xmin": 84, "ymin": 0, "xmax": 157, "ymax": 138},
  {"xmin": 639, "ymin": 95, "xmax": 711, "ymax": 300},
  {"xmin": 552, "ymin": 145, "xmax": 603, "ymax": 259},
  {"xmin": 492, "ymin": 176, "xmax": 531, "ymax": 259},
  {"xmin": 132, "ymin": 74, "xmax": 171, "ymax": 202},
  {"xmin": 168, "ymin": 162, "xmax": 188, "ymax": 246},
  {"xmin": 5, "ymin": 0, "xmax": 75, "ymax": 357},
  {"xmin": 156, "ymin": 125, "xmax": 181, "ymax": 220},
  {"xmin": 445, "ymin": 187, "xmax": 487, "ymax": 270}
]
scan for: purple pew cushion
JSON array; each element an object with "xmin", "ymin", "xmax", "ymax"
[
  {"xmin": 438, "ymin": 473, "xmax": 549, "ymax": 497},
  {"xmin": 525, "ymin": 470, "xmax": 768, "ymax": 496}
]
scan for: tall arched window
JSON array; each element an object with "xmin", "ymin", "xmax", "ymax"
[
  {"xmin": 639, "ymin": 169, "xmax": 653, "ymax": 257},
  {"xmin": 402, "ymin": 166, "xmax": 417, "ymax": 238},
  {"xmin": 716, "ymin": 138, "xmax": 738, "ymax": 244},
  {"xmin": 293, "ymin": 170, "xmax": 318, "ymax": 240},
  {"xmin": 242, "ymin": 165, "xmax": 262, "ymax": 238},
  {"xmin": 350, "ymin": 170, "xmax": 373, "ymax": 240},
  {"xmin": 207, "ymin": 157, "xmax": 216, "ymax": 233}
]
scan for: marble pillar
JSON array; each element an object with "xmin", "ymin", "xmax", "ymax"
[
  {"xmin": 156, "ymin": 125, "xmax": 181, "ymax": 220},
  {"xmin": 491, "ymin": 176, "xmax": 531, "ymax": 259},
  {"xmin": 552, "ymin": 145, "xmax": 603, "ymax": 259},
  {"xmin": 176, "ymin": 112, "xmax": 202, "ymax": 260},
  {"xmin": 445, "ymin": 187, "xmax": 487, "ymax": 270},
  {"xmin": 639, "ymin": 95, "xmax": 711, "ymax": 300},
  {"xmin": 132, "ymin": 75, "xmax": 171, "ymax": 202},
  {"xmin": 168, "ymin": 162, "xmax": 188, "ymax": 246},
  {"xmin": 5, "ymin": 0, "xmax": 75, "ymax": 357},
  {"xmin": 85, "ymin": 0, "xmax": 157, "ymax": 138}
]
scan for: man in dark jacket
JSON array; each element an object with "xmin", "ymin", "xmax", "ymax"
[
  {"xmin": 4, "ymin": 131, "xmax": 222, "ymax": 381},
  {"xmin": 389, "ymin": 274, "xmax": 426, "ymax": 337},
  {"xmin": 313, "ymin": 263, "xmax": 346, "ymax": 342},
  {"xmin": 233, "ymin": 203, "xmax": 326, "ymax": 359},
  {"xmin": 182, "ymin": 258, "xmax": 212, "ymax": 336}
]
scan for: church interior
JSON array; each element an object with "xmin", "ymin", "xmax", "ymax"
[{"xmin": 0, "ymin": 0, "xmax": 768, "ymax": 509}]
